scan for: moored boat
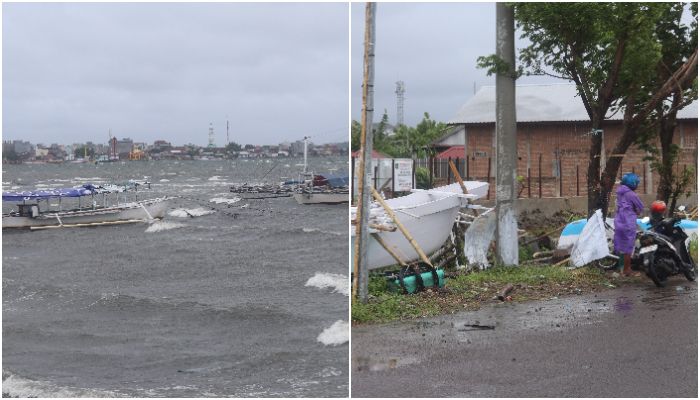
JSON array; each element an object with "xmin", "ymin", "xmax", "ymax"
[
  {"xmin": 3, "ymin": 183, "xmax": 170, "ymax": 230},
  {"xmin": 293, "ymin": 174, "xmax": 349, "ymax": 205}
]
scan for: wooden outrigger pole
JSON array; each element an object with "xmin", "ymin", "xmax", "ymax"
[{"xmin": 352, "ymin": 2, "xmax": 377, "ymax": 302}]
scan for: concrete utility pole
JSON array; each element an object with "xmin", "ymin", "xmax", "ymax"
[
  {"xmin": 495, "ymin": 3, "xmax": 519, "ymax": 266},
  {"xmin": 353, "ymin": 2, "xmax": 377, "ymax": 302}
]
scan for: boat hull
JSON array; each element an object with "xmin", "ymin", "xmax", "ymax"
[
  {"xmin": 293, "ymin": 193, "xmax": 348, "ymax": 205},
  {"xmin": 2, "ymin": 198, "xmax": 170, "ymax": 229},
  {"xmin": 352, "ymin": 181, "xmax": 489, "ymax": 270}
]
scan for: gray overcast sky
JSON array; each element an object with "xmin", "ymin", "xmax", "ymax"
[
  {"xmin": 351, "ymin": 2, "xmax": 558, "ymax": 127},
  {"xmin": 3, "ymin": 2, "xmax": 348, "ymax": 146}
]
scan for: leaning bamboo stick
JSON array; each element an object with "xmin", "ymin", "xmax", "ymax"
[
  {"xmin": 553, "ymin": 257, "xmax": 570, "ymax": 267},
  {"xmin": 370, "ymin": 187, "xmax": 433, "ymax": 267},
  {"xmin": 371, "ymin": 233, "xmax": 407, "ymax": 267},
  {"xmin": 448, "ymin": 159, "xmax": 469, "ymax": 195}
]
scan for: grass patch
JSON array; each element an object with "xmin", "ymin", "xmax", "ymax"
[
  {"xmin": 689, "ymin": 234, "xmax": 698, "ymax": 265},
  {"xmin": 352, "ymin": 265, "xmax": 612, "ymax": 325}
]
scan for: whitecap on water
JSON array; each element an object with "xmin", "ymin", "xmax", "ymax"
[
  {"xmin": 317, "ymin": 320, "xmax": 348, "ymax": 346},
  {"xmin": 159, "ymin": 179, "xmax": 170, "ymax": 182},
  {"xmin": 302, "ymin": 227, "xmax": 343, "ymax": 236},
  {"xmin": 208, "ymin": 176, "xmax": 225, "ymax": 181},
  {"xmin": 2, "ymin": 370, "xmax": 118, "ymax": 398},
  {"xmin": 145, "ymin": 221, "xmax": 186, "ymax": 233},
  {"xmin": 168, "ymin": 208, "xmax": 215, "ymax": 218},
  {"xmin": 305, "ymin": 272, "xmax": 349, "ymax": 296},
  {"xmin": 209, "ymin": 197, "xmax": 241, "ymax": 205}
]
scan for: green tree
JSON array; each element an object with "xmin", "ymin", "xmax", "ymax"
[
  {"xmin": 351, "ymin": 120, "xmax": 362, "ymax": 151},
  {"xmin": 74, "ymin": 146, "xmax": 95, "ymax": 159},
  {"xmin": 636, "ymin": 3, "xmax": 698, "ymax": 211},
  {"xmin": 225, "ymin": 142, "xmax": 242, "ymax": 153},
  {"xmin": 479, "ymin": 3, "xmax": 697, "ymax": 216}
]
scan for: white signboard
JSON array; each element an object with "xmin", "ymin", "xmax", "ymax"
[{"xmin": 393, "ymin": 159, "xmax": 413, "ymax": 191}]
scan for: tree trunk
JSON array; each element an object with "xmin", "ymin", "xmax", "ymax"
[
  {"xmin": 598, "ymin": 120, "xmax": 639, "ymax": 218},
  {"xmin": 655, "ymin": 114, "xmax": 677, "ymax": 209}
]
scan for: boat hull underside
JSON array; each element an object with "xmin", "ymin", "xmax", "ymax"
[{"xmin": 352, "ymin": 193, "xmax": 463, "ymax": 269}]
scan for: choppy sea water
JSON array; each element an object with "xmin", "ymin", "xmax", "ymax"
[{"xmin": 2, "ymin": 158, "xmax": 349, "ymax": 397}]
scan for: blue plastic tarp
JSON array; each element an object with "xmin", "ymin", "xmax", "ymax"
[
  {"xmin": 317, "ymin": 174, "xmax": 349, "ymax": 188},
  {"xmin": 2, "ymin": 184, "xmax": 98, "ymax": 202}
]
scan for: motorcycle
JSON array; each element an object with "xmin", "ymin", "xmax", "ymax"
[{"xmin": 632, "ymin": 208, "xmax": 696, "ymax": 287}]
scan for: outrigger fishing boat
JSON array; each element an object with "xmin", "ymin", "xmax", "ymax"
[
  {"xmin": 351, "ymin": 181, "xmax": 489, "ymax": 269},
  {"xmin": 2, "ymin": 181, "xmax": 170, "ymax": 230}
]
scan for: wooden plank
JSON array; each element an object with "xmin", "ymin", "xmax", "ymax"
[{"xmin": 448, "ymin": 159, "xmax": 469, "ymax": 194}]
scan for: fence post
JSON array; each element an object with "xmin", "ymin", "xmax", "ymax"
[
  {"xmin": 558, "ymin": 157, "xmax": 563, "ymax": 197},
  {"xmin": 538, "ymin": 153, "xmax": 542, "ymax": 198},
  {"xmin": 527, "ymin": 167, "xmax": 531, "ymax": 198},
  {"xmin": 412, "ymin": 158, "xmax": 416, "ymax": 189},
  {"xmin": 373, "ymin": 165, "xmax": 378, "ymax": 190},
  {"xmin": 487, "ymin": 157, "xmax": 492, "ymax": 200},
  {"xmin": 466, "ymin": 155, "xmax": 470, "ymax": 180},
  {"xmin": 576, "ymin": 164, "xmax": 580, "ymax": 197},
  {"xmin": 429, "ymin": 155, "xmax": 434, "ymax": 188},
  {"xmin": 391, "ymin": 158, "xmax": 395, "ymax": 197}
]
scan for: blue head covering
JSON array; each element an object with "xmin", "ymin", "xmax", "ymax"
[{"xmin": 621, "ymin": 173, "xmax": 640, "ymax": 190}]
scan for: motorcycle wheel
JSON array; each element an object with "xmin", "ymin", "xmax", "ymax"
[
  {"xmin": 682, "ymin": 261, "xmax": 697, "ymax": 282},
  {"xmin": 647, "ymin": 257, "xmax": 673, "ymax": 288}
]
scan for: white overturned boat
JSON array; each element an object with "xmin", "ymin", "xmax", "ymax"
[
  {"xmin": 351, "ymin": 181, "xmax": 489, "ymax": 269},
  {"xmin": 3, "ymin": 183, "xmax": 170, "ymax": 230}
]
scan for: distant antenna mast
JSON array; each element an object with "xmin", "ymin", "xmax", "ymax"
[
  {"xmin": 208, "ymin": 122, "xmax": 215, "ymax": 148},
  {"xmin": 226, "ymin": 119, "xmax": 230, "ymax": 145},
  {"xmin": 395, "ymin": 80, "xmax": 405, "ymax": 126}
]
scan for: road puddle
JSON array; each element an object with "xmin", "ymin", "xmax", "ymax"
[{"xmin": 354, "ymin": 355, "xmax": 418, "ymax": 372}]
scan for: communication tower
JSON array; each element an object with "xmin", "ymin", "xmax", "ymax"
[
  {"xmin": 395, "ymin": 81, "xmax": 405, "ymax": 126},
  {"xmin": 208, "ymin": 122, "xmax": 215, "ymax": 148}
]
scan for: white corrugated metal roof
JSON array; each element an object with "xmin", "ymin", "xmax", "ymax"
[{"xmin": 449, "ymin": 83, "xmax": 698, "ymax": 124}]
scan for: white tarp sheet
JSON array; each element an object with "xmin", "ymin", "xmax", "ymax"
[
  {"xmin": 464, "ymin": 210, "xmax": 496, "ymax": 269},
  {"xmin": 569, "ymin": 209, "xmax": 610, "ymax": 268}
]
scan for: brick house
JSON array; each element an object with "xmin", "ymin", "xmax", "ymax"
[{"xmin": 434, "ymin": 83, "xmax": 697, "ymax": 198}]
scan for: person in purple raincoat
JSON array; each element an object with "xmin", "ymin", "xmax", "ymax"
[{"xmin": 614, "ymin": 173, "xmax": 644, "ymax": 277}]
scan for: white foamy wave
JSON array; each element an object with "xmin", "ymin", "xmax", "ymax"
[
  {"xmin": 168, "ymin": 208, "xmax": 215, "ymax": 218},
  {"xmin": 210, "ymin": 197, "xmax": 242, "ymax": 205},
  {"xmin": 159, "ymin": 179, "xmax": 170, "ymax": 182},
  {"xmin": 302, "ymin": 228, "xmax": 343, "ymax": 236},
  {"xmin": 73, "ymin": 176, "xmax": 102, "ymax": 182},
  {"xmin": 2, "ymin": 370, "xmax": 119, "ymax": 398},
  {"xmin": 305, "ymin": 273, "xmax": 349, "ymax": 296},
  {"xmin": 317, "ymin": 320, "xmax": 349, "ymax": 346},
  {"xmin": 145, "ymin": 221, "xmax": 186, "ymax": 233},
  {"xmin": 208, "ymin": 176, "xmax": 225, "ymax": 181}
]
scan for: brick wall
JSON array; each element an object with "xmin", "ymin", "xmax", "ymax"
[{"xmin": 430, "ymin": 119, "xmax": 697, "ymax": 198}]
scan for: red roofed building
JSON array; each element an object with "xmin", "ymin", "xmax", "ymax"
[
  {"xmin": 436, "ymin": 146, "xmax": 465, "ymax": 160},
  {"xmin": 351, "ymin": 149, "xmax": 389, "ymax": 159}
]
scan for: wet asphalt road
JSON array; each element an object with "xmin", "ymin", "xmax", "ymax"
[{"xmin": 352, "ymin": 279, "xmax": 697, "ymax": 398}]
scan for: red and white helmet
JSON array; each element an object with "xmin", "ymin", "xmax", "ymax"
[{"xmin": 650, "ymin": 200, "xmax": 667, "ymax": 214}]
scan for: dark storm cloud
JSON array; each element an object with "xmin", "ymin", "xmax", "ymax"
[
  {"xmin": 351, "ymin": 3, "xmax": 556, "ymax": 127},
  {"xmin": 3, "ymin": 2, "xmax": 348, "ymax": 146}
]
